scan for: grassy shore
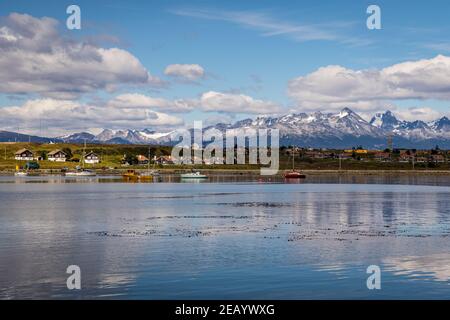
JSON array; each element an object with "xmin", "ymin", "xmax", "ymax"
[{"xmin": 1, "ymin": 142, "xmax": 449, "ymax": 175}]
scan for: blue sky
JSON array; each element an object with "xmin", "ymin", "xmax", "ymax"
[{"xmin": 1, "ymin": 0, "xmax": 450, "ymax": 135}]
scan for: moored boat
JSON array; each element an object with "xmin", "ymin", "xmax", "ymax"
[
  {"xmin": 180, "ymin": 171, "xmax": 208, "ymax": 179},
  {"xmin": 284, "ymin": 170, "xmax": 306, "ymax": 179},
  {"xmin": 284, "ymin": 149, "xmax": 306, "ymax": 179},
  {"xmin": 14, "ymin": 171, "xmax": 28, "ymax": 177},
  {"xmin": 123, "ymin": 169, "xmax": 140, "ymax": 180},
  {"xmin": 65, "ymin": 140, "xmax": 97, "ymax": 177},
  {"xmin": 65, "ymin": 169, "xmax": 97, "ymax": 177},
  {"xmin": 122, "ymin": 169, "xmax": 153, "ymax": 181}
]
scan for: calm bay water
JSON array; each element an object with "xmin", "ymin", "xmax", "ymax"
[{"xmin": 0, "ymin": 175, "xmax": 449, "ymax": 299}]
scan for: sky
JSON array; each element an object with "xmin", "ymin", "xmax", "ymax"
[{"xmin": 1, "ymin": 0, "xmax": 450, "ymax": 136}]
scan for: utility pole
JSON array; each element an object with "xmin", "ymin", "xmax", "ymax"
[{"xmin": 387, "ymin": 133, "xmax": 393, "ymax": 152}]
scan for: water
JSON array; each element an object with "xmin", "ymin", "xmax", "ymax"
[{"xmin": 0, "ymin": 175, "xmax": 449, "ymax": 299}]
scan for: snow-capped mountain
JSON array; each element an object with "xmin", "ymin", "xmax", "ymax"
[
  {"xmin": 25, "ymin": 108, "xmax": 450, "ymax": 149},
  {"xmin": 60, "ymin": 128, "xmax": 176, "ymax": 145}
]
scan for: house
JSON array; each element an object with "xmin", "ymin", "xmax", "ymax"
[
  {"xmin": 137, "ymin": 154, "xmax": 149, "ymax": 165},
  {"xmin": 48, "ymin": 149, "xmax": 67, "ymax": 162},
  {"xmin": 304, "ymin": 151, "xmax": 325, "ymax": 159},
  {"xmin": 374, "ymin": 152, "xmax": 391, "ymax": 162},
  {"xmin": 155, "ymin": 155, "xmax": 174, "ymax": 165},
  {"xmin": 338, "ymin": 153, "xmax": 352, "ymax": 160},
  {"xmin": 14, "ymin": 148, "xmax": 34, "ymax": 161},
  {"xmin": 431, "ymin": 154, "xmax": 446, "ymax": 163},
  {"xmin": 84, "ymin": 151, "xmax": 100, "ymax": 164},
  {"xmin": 398, "ymin": 154, "xmax": 412, "ymax": 163},
  {"xmin": 415, "ymin": 157, "xmax": 427, "ymax": 163},
  {"xmin": 344, "ymin": 149, "xmax": 368, "ymax": 154},
  {"xmin": 204, "ymin": 156, "xmax": 224, "ymax": 165}
]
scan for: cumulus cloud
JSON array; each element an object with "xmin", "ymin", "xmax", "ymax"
[
  {"xmin": 0, "ymin": 98, "xmax": 183, "ymax": 135},
  {"xmin": 199, "ymin": 91, "xmax": 281, "ymax": 114},
  {"xmin": 0, "ymin": 13, "xmax": 163, "ymax": 99},
  {"xmin": 288, "ymin": 55, "xmax": 450, "ymax": 112},
  {"xmin": 164, "ymin": 64, "xmax": 205, "ymax": 81},
  {"xmin": 108, "ymin": 92, "xmax": 281, "ymax": 115},
  {"xmin": 108, "ymin": 93, "xmax": 196, "ymax": 113},
  {"xmin": 394, "ymin": 107, "xmax": 446, "ymax": 122}
]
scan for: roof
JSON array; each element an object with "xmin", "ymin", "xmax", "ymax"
[
  {"xmin": 85, "ymin": 151, "xmax": 99, "ymax": 157},
  {"xmin": 48, "ymin": 149, "xmax": 67, "ymax": 156},
  {"xmin": 137, "ymin": 154, "xmax": 149, "ymax": 161},
  {"xmin": 15, "ymin": 148, "xmax": 33, "ymax": 155}
]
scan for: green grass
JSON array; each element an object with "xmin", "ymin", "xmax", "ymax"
[{"xmin": 1, "ymin": 142, "xmax": 449, "ymax": 172}]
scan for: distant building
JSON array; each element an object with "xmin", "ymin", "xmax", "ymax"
[
  {"xmin": 415, "ymin": 157, "xmax": 427, "ymax": 163},
  {"xmin": 431, "ymin": 154, "xmax": 446, "ymax": 163},
  {"xmin": 84, "ymin": 151, "xmax": 100, "ymax": 164},
  {"xmin": 375, "ymin": 152, "xmax": 391, "ymax": 162},
  {"xmin": 344, "ymin": 149, "xmax": 368, "ymax": 154},
  {"xmin": 14, "ymin": 148, "xmax": 34, "ymax": 161},
  {"xmin": 338, "ymin": 153, "xmax": 352, "ymax": 160},
  {"xmin": 204, "ymin": 156, "xmax": 224, "ymax": 165},
  {"xmin": 398, "ymin": 154, "xmax": 412, "ymax": 163},
  {"xmin": 155, "ymin": 155, "xmax": 173, "ymax": 165},
  {"xmin": 137, "ymin": 154, "xmax": 149, "ymax": 165},
  {"xmin": 47, "ymin": 149, "xmax": 67, "ymax": 162},
  {"xmin": 304, "ymin": 151, "xmax": 325, "ymax": 159}
]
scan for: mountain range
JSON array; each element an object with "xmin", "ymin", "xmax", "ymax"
[{"xmin": 1, "ymin": 108, "xmax": 450, "ymax": 149}]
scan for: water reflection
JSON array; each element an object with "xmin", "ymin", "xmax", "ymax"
[
  {"xmin": 1, "ymin": 173, "xmax": 450, "ymax": 186},
  {"xmin": 0, "ymin": 182, "xmax": 449, "ymax": 299},
  {"xmin": 384, "ymin": 254, "xmax": 450, "ymax": 282}
]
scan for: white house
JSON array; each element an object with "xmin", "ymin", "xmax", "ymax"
[
  {"xmin": 48, "ymin": 149, "xmax": 67, "ymax": 162},
  {"xmin": 14, "ymin": 148, "xmax": 34, "ymax": 161},
  {"xmin": 84, "ymin": 151, "xmax": 100, "ymax": 164}
]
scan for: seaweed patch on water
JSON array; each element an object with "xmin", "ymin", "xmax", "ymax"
[
  {"xmin": 117, "ymin": 192, "xmax": 248, "ymax": 200},
  {"xmin": 287, "ymin": 225, "xmax": 445, "ymax": 242},
  {"xmin": 146, "ymin": 215, "xmax": 253, "ymax": 220},
  {"xmin": 217, "ymin": 202, "xmax": 294, "ymax": 208}
]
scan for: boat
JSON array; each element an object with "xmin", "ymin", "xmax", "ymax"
[
  {"xmin": 65, "ymin": 169, "xmax": 97, "ymax": 177},
  {"xmin": 139, "ymin": 169, "xmax": 160, "ymax": 180},
  {"xmin": 14, "ymin": 171, "xmax": 28, "ymax": 177},
  {"xmin": 65, "ymin": 140, "xmax": 97, "ymax": 177},
  {"xmin": 122, "ymin": 147, "xmax": 159, "ymax": 182},
  {"xmin": 14, "ymin": 164, "xmax": 29, "ymax": 177},
  {"xmin": 284, "ymin": 149, "xmax": 306, "ymax": 179},
  {"xmin": 122, "ymin": 169, "xmax": 153, "ymax": 181},
  {"xmin": 284, "ymin": 171, "xmax": 306, "ymax": 179},
  {"xmin": 123, "ymin": 169, "xmax": 146, "ymax": 180},
  {"xmin": 180, "ymin": 171, "xmax": 208, "ymax": 179}
]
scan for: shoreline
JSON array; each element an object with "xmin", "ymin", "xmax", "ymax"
[{"xmin": 1, "ymin": 168, "xmax": 450, "ymax": 176}]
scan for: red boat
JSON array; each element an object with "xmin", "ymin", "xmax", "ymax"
[
  {"xmin": 284, "ymin": 149, "xmax": 306, "ymax": 179},
  {"xmin": 284, "ymin": 170, "xmax": 306, "ymax": 179}
]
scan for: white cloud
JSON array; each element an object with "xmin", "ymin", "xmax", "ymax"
[
  {"xmin": 199, "ymin": 91, "xmax": 281, "ymax": 114},
  {"xmin": 108, "ymin": 91, "xmax": 281, "ymax": 115},
  {"xmin": 164, "ymin": 64, "xmax": 205, "ymax": 81},
  {"xmin": 394, "ymin": 107, "xmax": 445, "ymax": 122},
  {"xmin": 0, "ymin": 13, "xmax": 164, "ymax": 99},
  {"xmin": 108, "ymin": 93, "xmax": 195, "ymax": 113},
  {"xmin": 0, "ymin": 98, "xmax": 183, "ymax": 136},
  {"xmin": 288, "ymin": 55, "xmax": 450, "ymax": 112}
]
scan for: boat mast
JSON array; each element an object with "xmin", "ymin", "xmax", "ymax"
[
  {"xmin": 82, "ymin": 139, "xmax": 86, "ymax": 169},
  {"xmin": 148, "ymin": 145, "xmax": 150, "ymax": 173},
  {"xmin": 292, "ymin": 148, "xmax": 295, "ymax": 170}
]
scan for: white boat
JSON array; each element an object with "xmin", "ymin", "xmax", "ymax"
[
  {"xmin": 65, "ymin": 170, "xmax": 96, "ymax": 177},
  {"xmin": 14, "ymin": 171, "xmax": 28, "ymax": 177},
  {"xmin": 180, "ymin": 171, "xmax": 208, "ymax": 179},
  {"xmin": 65, "ymin": 140, "xmax": 97, "ymax": 177}
]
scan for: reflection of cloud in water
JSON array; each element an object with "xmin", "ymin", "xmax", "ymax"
[
  {"xmin": 97, "ymin": 273, "xmax": 136, "ymax": 289},
  {"xmin": 384, "ymin": 254, "xmax": 450, "ymax": 282}
]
